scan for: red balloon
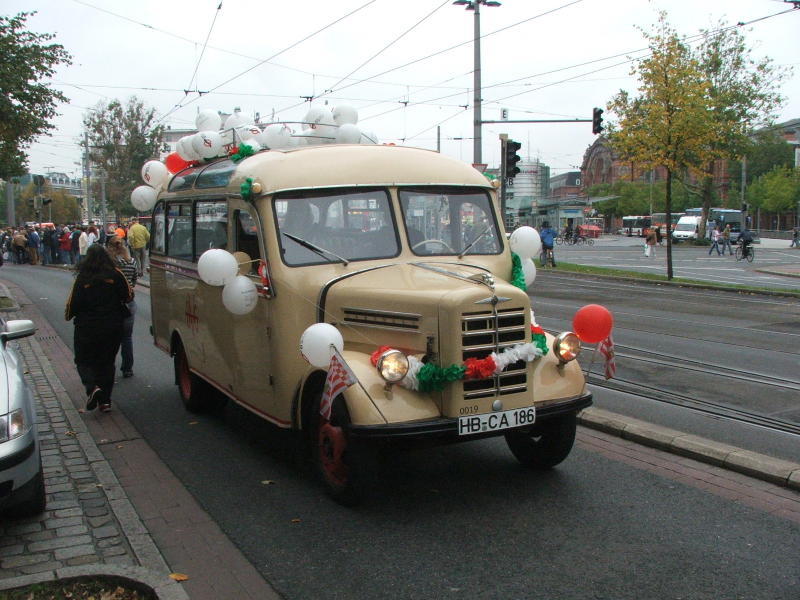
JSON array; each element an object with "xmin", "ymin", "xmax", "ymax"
[
  {"xmin": 572, "ymin": 304, "xmax": 613, "ymax": 343},
  {"xmin": 164, "ymin": 152, "xmax": 190, "ymax": 174}
]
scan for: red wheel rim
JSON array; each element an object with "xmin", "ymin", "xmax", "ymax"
[
  {"xmin": 178, "ymin": 351, "xmax": 191, "ymax": 399},
  {"xmin": 319, "ymin": 422, "xmax": 348, "ymax": 487}
]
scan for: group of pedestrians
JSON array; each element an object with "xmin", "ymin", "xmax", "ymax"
[
  {"xmin": 64, "ymin": 220, "xmax": 148, "ymax": 414},
  {"xmin": 707, "ymin": 224, "xmax": 736, "ymax": 256}
]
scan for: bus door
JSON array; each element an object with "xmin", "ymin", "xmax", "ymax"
[{"xmin": 205, "ymin": 200, "xmax": 275, "ymax": 418}]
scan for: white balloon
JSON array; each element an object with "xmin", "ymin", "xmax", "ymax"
[
  {"xmin": 522, "ymin": 258, "xmax": 537, "ymax": 287},
  {"xmin": 302, "ymin": 106, "xmax": 329, "ymax": 131},
  {"xmin": 332, "ymin": 104, "xmax": 358, "ymax": 126},
  {"xmin": 196, "ymin": 109, "xmax": 222, "ymax": 132},
  {"xmin": 236, "ymin": 125, "xmax": 261, "ymax": 142},
  {"xmin": 222, "ymin": 275, "xmax": 259, "ymax": 315},
  {"xmin": 313, "ymin": 111, "xmax": 337, "ymax": 142},
  {"xmin": 197, "ymin": 249, "xmax": 239, "ymax": 287},
  {"xmin": 130, "ymin": 185, "xmax": 158, "ymax": 212},
  {"xmin": 192, "ymin": 130, "xmax": 223, "ymax": 159},
  {"xmin": 359, "ymin": 130, "xmax": 378, "ymax": 145},
  {"xmin": 177, "ymin": 136, "xmax": 200, "ymax": 161},
  {"xmin": 224, "ymin": 110, "xmax": 252, "ymax": 131},
  {"xmin": 509, "ymin": 226, "xmax": 542, "ymax": 259},
  {"xmin": 141, "ymin": 160, "xmax": 168, "ymax": 189},
  {"xmin": 335, "ymin": 123, "xmax": 362, "ymax": 144},
  {"xmin": 292, "ymin": 129, "xmax": 314, "ymax": 146},
  {"xmin": 242, "ymin": 138, "xmax": 261, "ymax": 152},
  {"xmin": 261, "ymin": 123, "xmax": 292, "ymax": 149},
  {"xmin": 300, "ymin": 323, "xmax": 344, "ymax": 368}
]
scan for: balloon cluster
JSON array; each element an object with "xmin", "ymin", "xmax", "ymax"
[
  {"xmin": 197, "ymin": 249, "xmax": 258, "ymax": 315},
  {"xmin": 131, "ymin": 160, "xmax": 169, "ymax": 212},
  {"xmin": 509, "ymin": 226, "xmax": 542, "ymax": 288},
  {"xmin": 172, "ymin": 104, "xmax": 377, "ymax": 166}
]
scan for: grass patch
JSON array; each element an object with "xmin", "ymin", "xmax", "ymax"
[
  {"xmin": 0, "ymin": 296, "xmax": 15, "ymax": 309},
  {"xmin": 548, "ymin": 261, "xmax": 800, "ymax": 296}
]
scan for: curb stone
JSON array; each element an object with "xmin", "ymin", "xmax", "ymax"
[{"xmin": 578, "ymin": 407, "xmax": 800, "ymax": 491}]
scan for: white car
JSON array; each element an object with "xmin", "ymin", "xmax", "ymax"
[{"xmin": 0, "ymin": 319, "xmax": 45, "ymax": 516}]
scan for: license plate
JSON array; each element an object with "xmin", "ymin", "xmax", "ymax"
[{"xmin": 458, "ymin": 406, "xmax": 536, "ymax": 436}]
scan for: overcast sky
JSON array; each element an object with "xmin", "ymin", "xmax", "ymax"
[{"xmin": 9, "ymin": 0, "xmax": 800, "ymax": 179}]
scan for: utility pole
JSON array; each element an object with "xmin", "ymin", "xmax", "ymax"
[{"xmin": 83, "ymin": 132, "xmax": 92, "ymax": 223}]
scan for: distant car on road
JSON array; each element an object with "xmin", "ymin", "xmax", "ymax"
[{"xmin": 0, "ymin": 319, "xmax": 45, "ymax": 517}]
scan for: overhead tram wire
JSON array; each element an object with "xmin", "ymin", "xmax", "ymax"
[
  {"xmin": 270, "ymin": 0, "xmax": 587, "ymax": 119},
  {"xmin": 314, "ymin": 0, "xmax": 451, "ymax": 103},
  {"xmin": 183, "ymin": 1, "xmax": 224, "ymax": 97},
  {"xmin": 362, "ymin": 6, "xmax": 794, "ymax": 128},
  {"xmin": 155, "ymin": 0, "xmax": 379, "ymax": 126}
]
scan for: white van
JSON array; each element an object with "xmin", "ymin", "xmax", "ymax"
[{"xmin": 672, "ymin": 216, "xmax": 701, "ymax": 242}]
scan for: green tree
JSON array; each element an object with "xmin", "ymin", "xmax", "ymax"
[
  {"xmin": 690, "ymin": 22, "xmax": 786, "ymax": 235},
  {"xmin": 747, "ymin": 166, "xmax": 800, "ymax": 214},
  {"xmin": 0, "ymin": 12, "xmax": 72, "ymax": 179},
  {"xmin": 83, "ymin": 97, "xmax": 164, "ymax": 221},
  {"xmin": 607, "ymin": 12, "xmax": 716, "ymax": 279}
]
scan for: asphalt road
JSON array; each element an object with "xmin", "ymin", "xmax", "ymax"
[
  {"xmin": 2, "ymin": 264, "xmax": 799, "ymax": 600},
  {"xmin": 553, "ymin": 235, "xmax": 800, "ymax": 290}
]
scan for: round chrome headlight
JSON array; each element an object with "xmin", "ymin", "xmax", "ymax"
[
  {"xmin": 553, "ymin": 332, "xmax": 581, "ymax": 363},
  {"xmin": 376, "ymin": 349, "xmax": 409, "ymax": 383}
]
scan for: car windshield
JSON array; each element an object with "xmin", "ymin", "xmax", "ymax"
[
  {"xmin": 275, "ymin": 188, "xmax": 399, "ymax": 266},
  {"xmin": 398, "ymin": 187, "xmax": 502, "ymax": 256},
  {"xmin": 675, "ymin": 223, "xmax": 695, "ymax": 231}
]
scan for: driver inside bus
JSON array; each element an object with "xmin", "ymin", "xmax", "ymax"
[{"xmin": 283, "ymin": 201, "xmax": 319, "ymax": 240}]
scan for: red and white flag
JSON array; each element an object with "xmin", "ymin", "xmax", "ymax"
[
  {"xmin": 320, "ymin": 348, "xmax": 357, "ymax": 420},
  {"xmin": 598, "ymin": 334, "xmax": 616, "ymax": 379}
]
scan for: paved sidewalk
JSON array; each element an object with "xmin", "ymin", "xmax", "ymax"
[{"xmin": 0, "ymin": 281, "xmax": 280, "ymax": 600}]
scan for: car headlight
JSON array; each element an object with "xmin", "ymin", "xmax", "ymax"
[
  {"xmin": 553, "ymin": 332, "xmax": 581, "ymax": 364},
  {"xmin": 376, "ymin": 349, "xmax": 409, "ymax": 383},
  {"xmin": 0, "ymin": 409, "xmax": 26, "ymax": 442}
]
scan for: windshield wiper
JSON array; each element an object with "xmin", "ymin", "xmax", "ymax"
[
  {"xmin": 282, "ymin": 232, "xmax": 349, "ymax": 266},
  {"xmin": 458, "ymin": 225, "xmax": 492, "ymax": 259}
]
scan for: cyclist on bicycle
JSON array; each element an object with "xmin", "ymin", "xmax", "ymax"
[
  {"xmin": 563, "ymin": 223, "xmax": 574, "ymax": 244},
  {"xmin": 539, "ymin": 221, "xmax": 557, "ymax": 267},
  {"xmin": 738, "ymin": 227, "xmax": 754, "ymax": 259}
]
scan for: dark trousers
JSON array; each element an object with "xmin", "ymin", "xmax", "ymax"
[{"xmin": 74, "ymin": 320, "xmax": 123, "ymax": 406}]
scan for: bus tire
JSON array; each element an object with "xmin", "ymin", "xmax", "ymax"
[
  {"xmin": 504, "ymin": 412, "xmax": 577, "ymax": 469},
  {"xmin": 311, "ymin": 394, "xmax": 369, "ymax": 506},
  {"xmin": 174, "ymin": 342, "xmax": 225, "ymax": 413}
]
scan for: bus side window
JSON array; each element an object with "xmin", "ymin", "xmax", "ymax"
[
  {"xmin": 235, "ymin": 209, "xmax": 262, "ymax": 274},
  {"xmin": 195, "ymin": 200, "xmax": 228, "ymax": 258},
  {"xmin": 152, "ymin": 202, "xmax": 166, "ymax": 254},
  {"xmin": 166, "ymin": 202, "xmax": 193, "ymax": 260}
]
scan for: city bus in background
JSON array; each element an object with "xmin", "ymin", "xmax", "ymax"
[
  {"xmin": 684, "ymin": 208, "xmax": 743, "ymax": 243},
  {"xmin": 650, "ymin": 212, "xmax": 684, "ymax": 236},
  {"xmin": 619, "ymin": 215, "xmax": 651, "ymax": 237}
]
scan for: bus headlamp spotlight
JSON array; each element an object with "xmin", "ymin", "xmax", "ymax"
[
  {"xmin": 554, "ymin": 332, "xmax": 581, "ymax": 364},
  {"xmin": 377, "ymin": 350, "xmax": 409, "ymax": 383}
]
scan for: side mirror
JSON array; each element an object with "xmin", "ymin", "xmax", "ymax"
[{"xmin": 1, "ymin": 320, "xmax": 36, "ymax": 346}]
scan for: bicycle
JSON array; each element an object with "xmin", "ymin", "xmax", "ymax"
[
  {"xmin": 540, "ymin": 247, "xmax": 556, "ymax": 268},
  {"xmin": 735, "ymin": 245, "xmax": 754, "ymax": 263},
  {"xmin": 555, "ymin": 235, "xmax": 565, "ymax": 245}
]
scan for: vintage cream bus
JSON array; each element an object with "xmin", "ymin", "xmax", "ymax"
[{"xmin": 149, "ymin": 144, "xmax": 591, "ymax": 504}]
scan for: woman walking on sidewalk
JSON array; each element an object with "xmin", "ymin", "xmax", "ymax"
[
  {"xmin": 107, "ymin": 235, "xmax": 138, "ymax": 378},
  {"xmin": 65, "ymin": 244, "xmax": 132, "ymax": 413}
]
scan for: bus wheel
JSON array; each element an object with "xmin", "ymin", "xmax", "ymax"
[
  {"xmin": 312, "ymin": 396, "xmax": 366, "ymax": 506},
  {"xmin": 504, "ymin": 412, "xmax": 577, "ymax": 469},
  {"xmin": 174, "ymin": 343, "xmax": 225, "ymax": 413}
]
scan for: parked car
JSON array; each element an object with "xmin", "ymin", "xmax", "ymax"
[{"xmin": 0, "ymin": 319, "xmax": 45, "ymax": 516}]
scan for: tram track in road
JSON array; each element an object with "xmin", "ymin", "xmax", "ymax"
[{"xmin": 586, "ymin": 371, "xmax": 800, "ymax": 437}]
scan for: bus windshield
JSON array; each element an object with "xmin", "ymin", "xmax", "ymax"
[
  {"xmin": 275, "ymin": 188, "xmax": 399, "ymax": 266},
  {"xmin": 399, "ymin": 187, "xmax": 502, "ymax": 256}
]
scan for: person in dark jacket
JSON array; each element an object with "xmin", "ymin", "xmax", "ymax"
[{"xmin": 65, "ymin": 244, "xmax": 132, "ymax": 412}]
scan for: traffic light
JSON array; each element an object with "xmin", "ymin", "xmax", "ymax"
[
  {"xmin": 505, "ymin": 140, "xmax": 522, "ymax": 179},
  {"xmin": 592, "ymin": 107, "xmax": 604, "ymax": 134}
]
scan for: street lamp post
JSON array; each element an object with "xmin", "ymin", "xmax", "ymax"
[{"xmin": 453, "ymin": 0, "xmax": 500, "ymax": 166}]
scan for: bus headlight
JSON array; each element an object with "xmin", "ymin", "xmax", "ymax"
[
  {"xmin": 553, "ymin": 332, "xmax": 581, "ymax": 364},
  {"xmin": 376, "ymin": 349, "xmax": 409, "ymax": 383}
]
